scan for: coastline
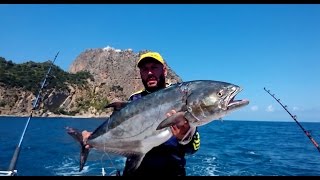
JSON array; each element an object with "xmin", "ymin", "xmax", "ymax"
[{"xmin": 0, "ymin": 114, "xmax": 109, "ymax": 120}]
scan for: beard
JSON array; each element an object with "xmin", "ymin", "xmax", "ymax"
[{"xmin": 142, "ymin": 74, "xmax": 166, "ymax": 93}]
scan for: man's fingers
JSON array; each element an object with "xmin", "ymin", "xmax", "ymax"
[
  {"xmin": 82, "ymin": 130, "xmax": 93, "ymax": 149},
  {"xmin": 166, "ymin": 109, "xmax": 177, "ymax": 117},
  {"xmin": 82, "ymin": 131, "xmax": 91, "ymax": 139},
  {"xmin": 82, "ymin": 131, "xmax": 92, "ymax": 149},
  {"xmin": 170, "ymin": 126, "xmax": 179, "ymax": 135}
]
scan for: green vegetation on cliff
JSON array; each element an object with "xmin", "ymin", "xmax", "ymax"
[
  {"xmin": 0, "ymin": 56, "xmax": 93, "ymax": 94},
  {"xmin": 0, "ymin": 56, "xmax": 112, "ymax": 116}
]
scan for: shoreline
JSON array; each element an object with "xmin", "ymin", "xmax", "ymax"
[{"xmin": 0, "ymin": 114, "xmax": 109, "ymax": 119}]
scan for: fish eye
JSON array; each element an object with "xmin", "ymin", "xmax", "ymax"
[{"xmin": 217, "ymin": 90, "xmax": 223, "ymax": 97}]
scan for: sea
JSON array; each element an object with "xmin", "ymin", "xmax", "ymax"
[{"xmin": 0, "ymin": 116, "xmax": 320, "ymax": 176}]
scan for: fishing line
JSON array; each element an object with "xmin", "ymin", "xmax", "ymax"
[
  {"xmin": 263, "ymin": 87, "xmax": 320, "ymax": 153},
  {"xmin": 101, "ymin": 144, "xmax": 121, "ymax": 176},
  {"xmin": 99, "ymin": 152, "xmax": 107, "ymax": 176},
  {"xmin": 5, "ymin": 52, "xmax": 59, "ymax": 175}
]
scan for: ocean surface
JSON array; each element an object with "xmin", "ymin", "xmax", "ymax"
[{"xmin": 0, "ymin": 116, "xmax": 320, "ymax": 176}]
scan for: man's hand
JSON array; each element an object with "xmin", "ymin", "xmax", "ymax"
[
  {"xmin": 166, "ymin": 110, "xmax": 190, "ymax": 140},
  {"xmin": 82, "ymin": 130, "xmax": 92, "ymax": 149}
]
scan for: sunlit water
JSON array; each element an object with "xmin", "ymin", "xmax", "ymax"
[{"xmin": 1, "ymin": 117, "xmax": 320, "ymax": 176}]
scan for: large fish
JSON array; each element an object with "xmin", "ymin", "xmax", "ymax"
[{"xmin": 66, "ymin": 80, "xmax": 249, "ymax": 173}]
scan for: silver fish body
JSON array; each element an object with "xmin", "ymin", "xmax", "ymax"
[{"xmin": 67, "ymin": 80, "xmax": 249, "ymax": 173}]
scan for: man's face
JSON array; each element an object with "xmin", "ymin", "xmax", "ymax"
[{"xmin": 139, "ymin": 60, "xmax": 167, "ymax": 91}]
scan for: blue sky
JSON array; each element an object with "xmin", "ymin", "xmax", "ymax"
[{"xmin": 1, "ymin": 4, "xmax": 319, "ymax": 122}]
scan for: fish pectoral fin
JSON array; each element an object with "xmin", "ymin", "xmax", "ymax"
[
  {"xmin": 124, "ymin": 154, "xmax": 145, "ymax": 174},
  {"xmin": 66, "ymin": 127, "xmax": 90, "ymax": 172},
  {"xmin": 156, "ymin": 111, "xmax": 186, "ymax": 130}
]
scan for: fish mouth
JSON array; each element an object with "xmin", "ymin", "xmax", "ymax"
[{"xmin": 226, "ymin": 87, "xmax": 249, "ymax": 110}]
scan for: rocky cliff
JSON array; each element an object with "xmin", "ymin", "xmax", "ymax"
[{"xmin": 0, "ymin": 46, "xmax": 182, "ymax": 118}]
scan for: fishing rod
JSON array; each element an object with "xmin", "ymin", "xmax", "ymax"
[
  {"xmin": 6, "ymin": 52, "xmax": 60, "ymax": 175},
  {"xmin": 263, "ymin": 87, "xmax": 320, "ymax": 153}
]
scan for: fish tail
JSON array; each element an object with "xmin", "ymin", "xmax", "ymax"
[
  {"xmin": 80, "ymin": 145, "xmax": 89, "ymax": 172},
  {"xmin": 66, "ymin": 127, "xmax": 90, "ymax": 172}
]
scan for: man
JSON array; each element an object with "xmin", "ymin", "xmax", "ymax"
[{"xmin": 83, "ymin": 52, "xmax": 200, "ymax": 176}]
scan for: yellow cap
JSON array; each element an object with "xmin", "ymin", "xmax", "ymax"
[{"xmin": 137, "ymin": 52, "xmax": 165, "ymax": 67}]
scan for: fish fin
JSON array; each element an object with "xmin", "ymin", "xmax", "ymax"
[
  {"xmin": 80, "ymin": 146, "xmax": 90, "ymax": 172},
  {"xmin": 105, "ymin": 101, "xmax": 128, "ymax": 111},
  {"xmin": 156, "ymin": 111, "xmax": 186, "ymax": 130},
  {"xmin": 66, "ymin": 127, "xmax": 90, "ymax": 172},
  {"xmin": 66, "ymin": 127, "xmax": 84, "ymax": 146},
  {"xmin": 124, "ymin": 154, "xmax": 145, "ymax": 174}
]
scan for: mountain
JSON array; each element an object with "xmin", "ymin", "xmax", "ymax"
[{"xmin": 0, "ymin": 46, "xmax": 182, "ymax": 118}]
